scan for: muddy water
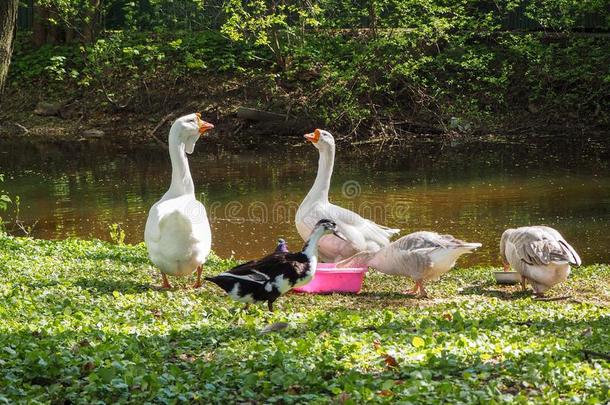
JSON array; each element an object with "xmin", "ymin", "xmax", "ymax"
[{"xmin": 1, "ymin": 138, "xmax": 609, "ymax": 266}]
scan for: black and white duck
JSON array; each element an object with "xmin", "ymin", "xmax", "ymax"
[{"xmin": 205, "ymin": 219, "xmax": 345, "ymax": 311}]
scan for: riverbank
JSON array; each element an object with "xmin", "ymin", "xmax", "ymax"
[
  {"xmin": 1, "ymin": 235, "xmax": 609, "ymax": 402},
  {"xmin": 1, "ymin": 97, "xmax": 609, "ymax": 153},
  {"xmin": 2, "ymin": 94, "xmax": 607, "ymax": 156}
]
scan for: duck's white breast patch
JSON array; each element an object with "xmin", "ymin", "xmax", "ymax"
[
  {"xmin": 273, "ymin": 275, "xmax": 293, "ymax": 294},
  {"xmin": 293, "ymin": 273, "xmax": 313, "ymax": 288},
  {"xmin": 293, "ymin": 257, "xmax": 316, "ymax": 287},
  {"xmin": 291, "ymin": 258, "xmax": 316, "ymax": 288},
  {"xmin": 227, "ymin": 284, "xmax": 241, "ymax": 300}
]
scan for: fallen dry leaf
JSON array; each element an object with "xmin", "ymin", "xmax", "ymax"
[
  {"xmin": 178, "ymin": 353, "xmax": 196, "ymax": 362},
  {"xmin": 337, "ymin": 392, "xmax": 350, "ymax": 404},
  {"xmin": 378, "ymin": 390, "xmax": 394, "ymax": 397},
  {"xmin": 384, "ymin": 354, "xmax": 399, "ymax": 369}
]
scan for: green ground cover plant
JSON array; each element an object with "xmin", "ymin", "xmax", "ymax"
[{"xmin": 1, "ymin": 235, "xmax": 609, "ymax": 403}]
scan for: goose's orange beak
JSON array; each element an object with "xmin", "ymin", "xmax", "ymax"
[
  {"xmin": 195, "ymin": 112, "xmax": 214, "ymax": 135},
  {"xmin": 304, "ymin": 128, "xmax": 321, "ymax": 143}
]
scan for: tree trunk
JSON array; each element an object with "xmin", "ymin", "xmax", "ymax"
[
  {"xmin": 32, "ymin": 3, "xmax": 47, "ymax": 47},
  {"xmin": 65, "ymin": 27, "xmax": 76, "ymax": 43},
  {"xmin": 83, "ymin": 0, "xmax": 102, "ymax": 43},
  {"xmin": 369, "ymin": 1, "xmax": 378, "ymax": 38},
  {"xmin": 0, "ymin": 0, "xmax": 19, "ymax": 95},
  {"xmin": 46, "ymin": 8, "xmax": 62, "ymax": 45},
  {"xmin": 33, "ymin": 3, "xmax": 66, "ymax": 46}
]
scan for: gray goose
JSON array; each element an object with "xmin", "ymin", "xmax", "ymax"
[
  {"xmin": 500, "ymin": 226, "xmax": 581, "ymax": 297},
  {"xmin": 337, "ymin": 231, "xmax": 481, "ymax": 297}
]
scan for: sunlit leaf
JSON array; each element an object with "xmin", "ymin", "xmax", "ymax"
[{"xmin": 412, "ymin": 336, "xmax": 425, "ymax": 348}]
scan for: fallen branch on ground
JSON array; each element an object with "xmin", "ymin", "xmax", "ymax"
[{"xmin": 148, "ymin": 113, "xmax": 175, "ymax": 150}]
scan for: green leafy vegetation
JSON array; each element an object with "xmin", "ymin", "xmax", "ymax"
[
  {"xmin": 108, "ymin": 223, "xmax": 126, "ymax": 245},
  {"xmin": 6, "ymin": 0, "xmax": 610, "ymax": 138},
  {"xmin": 0, "ymin": 174, "xmax": 12, "ymax": 229},
  {"xmin": 1, "ymin": 235, "xmax": 609, "ymax": 403}
]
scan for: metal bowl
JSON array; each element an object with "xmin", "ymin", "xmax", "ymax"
[{"xmin": 494, "ymin": 271, "xmax": 521, "ymax": 285}]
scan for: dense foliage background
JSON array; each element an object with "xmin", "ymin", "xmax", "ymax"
[{"xmin": 6, "ymin": 0, "xmax": 610, "ymax": 138}]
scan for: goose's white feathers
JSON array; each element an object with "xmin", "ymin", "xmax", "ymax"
[
  {"xmin": 144, "ymin": 113, "xmax": 213, "ymax": 281},
  {"xmin": 145, "ymin": 195, "xmax": 211, "ymax": 276},
  {"xmin": 296, "ymin": 129, "xmax": 399, "ymax": 262},
  {"xmin": 338, "ymin": 231, "xmax": 481, "ymax": 284},
  {"xmin": 500, "ymin": 226, "xmax": 581, "ymax": 293},
  {"xmin": 297, "ymin": 201, "xmax": 398, "ymax": 261}
]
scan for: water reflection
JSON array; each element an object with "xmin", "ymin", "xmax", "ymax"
[{"xmin": 1, "ymin": 138, "xmax": 609, "ymax": 266}]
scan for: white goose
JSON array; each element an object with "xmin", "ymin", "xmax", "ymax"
[
  {"xmin": 295, "ymin": 129, "xmax": 400, "ymax": 262},
  {"xmin": 337, "ymin": 231, "xmax": 481, "ymax": 297},
  {"xmin": 500, "ymin": 226, "xmax": 581, "ymax": 297},
  {"xmin": 144, "ymin": 113, "xmax": 214, "ymax": 288}
]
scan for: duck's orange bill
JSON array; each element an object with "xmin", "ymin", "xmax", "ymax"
[
  {"xmin": 196, "ymin": 112, "xmax": 215, "ymax": 134},
  {"xmin": 304, "ymin": 128, "xmax": 321, "ymax": 143}
]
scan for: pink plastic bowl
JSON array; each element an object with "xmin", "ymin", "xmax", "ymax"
[{"xmin": 293, "ymin": 263, "xmax": 368, "ymax": 294}]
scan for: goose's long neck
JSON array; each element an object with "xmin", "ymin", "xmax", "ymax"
[
  {"xmin": 304, "ymin": 146, "xmax": 334, "ymax": 203},
  {"xmin": 302, "ymin": 227, "xmax": 327, "ymax": 260},
  {"xmin": 167, "ymin": 128, "xmax": 194, "ymax": 197}
]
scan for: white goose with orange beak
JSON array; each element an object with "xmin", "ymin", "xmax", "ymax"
[
  {"xmin": 144, "ymin": 113, "xmax": 215, "ymax": 288},
  {"xmin": 295, "ymin": 129, "xmax": 400, "ymax": 262}
]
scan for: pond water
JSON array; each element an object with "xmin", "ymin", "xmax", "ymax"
[{"xmin": 1, "ymin": 137, "xmax": 609, "ymax": 266}]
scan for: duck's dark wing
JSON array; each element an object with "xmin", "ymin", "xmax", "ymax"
[
  {"xmin": 226, "ymin": 252, "xmax": 310, "ymax": 280},
  {"xmin": 227, "ymin": 252, "xmax": 277, "ymax": 274},
  {"xmin": 204, "ymin": 273, "xmax": 268, "ymax": 294}
]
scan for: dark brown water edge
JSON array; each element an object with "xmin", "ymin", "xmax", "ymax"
[
  {"xmin": 1, "ymin": 135, "xmax": 609, "ymax": 267},
  {"xmin": 1, "ymin": 123, "xmax": 609, "ymax": 158},
  {"xmin": 1, "ymin": 123, "xmax": 609, "ymax": 169}
]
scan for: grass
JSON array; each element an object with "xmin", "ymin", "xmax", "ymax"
[{"xmin": 1, "ymin": 235, "xmax": 609, "ymax": 404}]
